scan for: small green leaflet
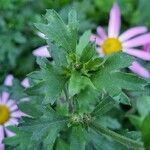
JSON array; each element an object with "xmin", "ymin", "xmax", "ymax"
[
  {"xmin": 20, "ymin": 107, "xmax": 69, "ymax": 150},
  {"xmin": 76, "ymin": 30, "xmax": 91, "ymax": 56},
  {"xmin": 91, "ymin": 96, "xmax": 116, "ymax": 117},
  {"xmin": 26, "ymin": 58, "xmax": 66, "ymax": 104},
  {"xmin": 35, "ymin": 9, "xmax": 78, "ymax": 53},
  {"xmin": 69, "ymin": 71, "xmax": 95, "ymax": 97},
  {"xmin": 70, "ymin": 125, "xmax": 86, "ymax": 150}
]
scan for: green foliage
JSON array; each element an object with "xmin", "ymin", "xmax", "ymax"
[
  {"xmin": 2, "ymin": 2, "xmax": 150, "ymax": 150},
  {"xmin": 92, "ymin": 53, "xmax": 147, "ymax": 104}
]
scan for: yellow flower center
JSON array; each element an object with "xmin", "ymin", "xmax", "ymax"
[
  {"xmin": 0, "ymin": 105, "xmax": 10, "ymax": 125},
  {"xmin": 101, "ymin": 38, "xmax": 122, "ymax": 55}
]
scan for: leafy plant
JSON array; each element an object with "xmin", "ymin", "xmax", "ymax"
[{"xmin": 3, "ymin": 8, "xmax": 148, "ymax": 150}]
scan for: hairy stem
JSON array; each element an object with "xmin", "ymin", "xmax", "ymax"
[
  {"xmin": 64, "ymin": 86, "xmax": 73, "ymax": 113},
  {"xmin": 88, "ymin": 120, "xmax": 144, "ymax": 150}
]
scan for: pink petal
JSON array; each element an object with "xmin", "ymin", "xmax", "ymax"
[
  {"xmin": 10, "ymin": 105, "xmax": 18, "ymax": 112},
  {"xmin": 96, "ymin": 26, "xmax": 107, "ymax": 40},
  {"xmin": 123, "ymin": 49, "xmax": 150, "ymax": 60},
  {"xmin": 108, "ymin": 3, "xmax": 121, "ymax": 37},
  {"xmin": 0, "ymin": 144, "xmax": 4, "ymax": 150},
  {"xmin": 90, "ymin": 34, "xmax": 103, "ymax": 45},
  {"xmin": 143, "ymin": 43, "xmax": 150, "ymax": 53},
  {"xmin": 119, "ymin": 26, "xmax": 148, "ymax": 42},
  {"xmin": 123, "ymin": 33, "xmax": 150, "ymax": 48},
  {"xmin": 1, "ymin": 92, "xmax": 9, "ymax": 104},
  {"xmin": 4, "ymin": 74, "xmax": 14, "ymax": 86},
  {"xmin": 5, "ymin": 129, "xmax": 16, "ymax": 137},
  {"xmin": 129, "ymin": 61, "xmax": 150, "ymax": 78},
  {"xmin": 0, "ymin": 126, "xmax": 4, "ymax": 144},
  {"xmin": 32, "ymin": 45, "xmax": 50, "ymax": 57},
  {"xmin": 6, "ymin": 99, "xmax": 16, "ymax": 108},
  {"xmin": 5, "ymin": 118, "xmax": 19, "ymax": 126},
  {"xmin": 96, "ymin": 47, "xmax": 104, "ymax": 57},
  {"xmin": 11, "ymin": 111, "xmax": 26, "ymax": 118},
  {"xmin": 21, "ymin": 78, "xmax": 30, "ymax": 88}
]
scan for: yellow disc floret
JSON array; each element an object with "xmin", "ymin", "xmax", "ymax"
[
  {"xmin": 101, "ymin": 38, "xmax": 122, "ymax": 55},
  {"xmin": 0, "ymin": 105, "xmax": 10, "ymax": 125}
]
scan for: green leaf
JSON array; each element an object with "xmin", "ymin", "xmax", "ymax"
[
  {"xmin": 88, "ymin": 120, "xmax": 144, "ymax": 149},
  {"xmin": 76, "ymin": 30, "xmax": 91, "ymax": 56},
  {"xmin": 35, "ymin": 9, "xmax": 78, "ymax": 53},
  {"xmin": 20, "ymin": 107, "xmax": 68, "ymax": 149},
  {"xmin": 70, "ymin": 126, "xmax": 86, "ymax": 150},
  {"xmin": 141, "ymin": 114, "xmax": 150, "ymax": 149},
  {"xmin": 27, "ymin": 62, "xmax": 66, "ymax": 104},
  {"xmin": 136, "ymin": 96, "xmax": 150, "ymax": 118},
  {"xmin": 77, "ymin": 86, "xmax": 100, "ymax": 113},
  {"xmin": 56, "ymin": 138, "xmax": 69, "ymax": 150},
  {"xmin": 97, "ymin": 116, "xmax": 121, "ymax": 130},
  {"xmin": 88, "ymin": 129, "xmax": 126, "ymax": 150},
  {"xmin": 69, "ymin": 71, "xmax": 95, "ymax": 96},
  {"xmin": 47, "ymin": 40, "xmax": 68, "ymax": 67},
  {"xmin": 128, "ymin": 115, "xmax": 142, "ymax": 129},
  {"xmin": 4, "ymin": 127, "xmax": 40, "ymax": 150},
  {"xmin": 91, "ymin": 96, "xmax": 116, "ymax": 117},
  {"xmin": 92, "ymin": 53, "xmax": 147, "ymax": 105},
  {"xmin": 80, "ymin": 43, "xmax": 96, "ymax": 63}
]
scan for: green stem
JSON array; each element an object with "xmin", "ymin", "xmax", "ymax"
[
  {"xmin": 64, "ymin": 86, "xmax": 73, "ymax": 113},
  {"xmin": 88, "ymin": 120, "xmax": 144, "ymax": 150}
]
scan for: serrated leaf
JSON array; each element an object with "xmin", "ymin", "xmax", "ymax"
[
  {"xmin": 69, "ymin": 71, "xmax": 95, "ymax": 96},
  {"xmin": 76, "ymin": 30, "xmax": 91, "ymax": 56},
  {"xmin": 35, "ymin": 9, "xmax": 78, "ymax": 53},
  {"xmin": 92, "ymin": 53, "xmax": 147, "ymax": 105},
  {"xmin": 27, "ymin": 62, "xmax": 66, "ymax": 104},
  {"xmin": 70, "ymin": 126, "xmax": 86, "ymax": 150},
  {"xmin": 91, "ymin": 96, "xmax": 116, "ymax": 117},
  {"xmin": 47, "ymin": 40, "xmax": 68, "ymax": 67},
  {"xmin": 20, "ymin": 107, "xmax": 68, "ymax": 149},
  {"xmin": 80, "ymin": 43, "xmax": 96, "ymax": 63}
]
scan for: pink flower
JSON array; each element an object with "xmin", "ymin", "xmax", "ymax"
[
  {"xmin": 4, "ymin": 75, "xmax": 30, "ymax": 88},
  {"xmin": 0, "ymin": 92, "xmax": 26, "ymax": 149},
  {"xmin": 91, "ymin": 3, "xmax": 150, "ymax": 61},
  {"xmin": 4, "ymin": 75, "xmax": 14, "ymax": 87},
  {"xmin": 21, "ymin": 78, "xmax": 30, "ymax": 88},
  {"xmin": 32, "ymin": 45, "xmax": 50, "ymax": 57}
]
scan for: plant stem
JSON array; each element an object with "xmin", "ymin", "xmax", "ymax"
[
  {"xmin": 88, "ymin": 120, "xmax": 144, "ymax": 150},
  {"xmin": 64, "ymin": 86, "xmax": 73, "ymax": 113}
]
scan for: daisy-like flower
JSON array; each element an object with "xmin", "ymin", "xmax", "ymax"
[
  {"xmin": 0, "ymin": 92, "xmax": 26, "ymax": 149},
  {"xmin": 32, "ymin": 45, "xmax": 50, "ymax": 57},
  {"xmin": 90, "ymin": 3, "xmax": 150, "ymax": 61}
]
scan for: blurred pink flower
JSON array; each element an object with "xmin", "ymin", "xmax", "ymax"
[
  {"xmin": 4, "ymin": 75, "xmax": 14, "ymax": 87},
  {"xmin": 21, "ymin": 78, "xmax": 30, "ymax": 88},
  {"xmin": 0, "ymin": 92, "xmax": 27, "ymax": 149},
  {"xmin": 91, "ymin": 3, "xmax": 150, "ymax": 61},
  {"xmin": 4, "ymin": 75, "xmax": 30, "ymax": 88},
  {"xmin": 32, "ymin": 45, "xmax": 50, "ymax": 57}
]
